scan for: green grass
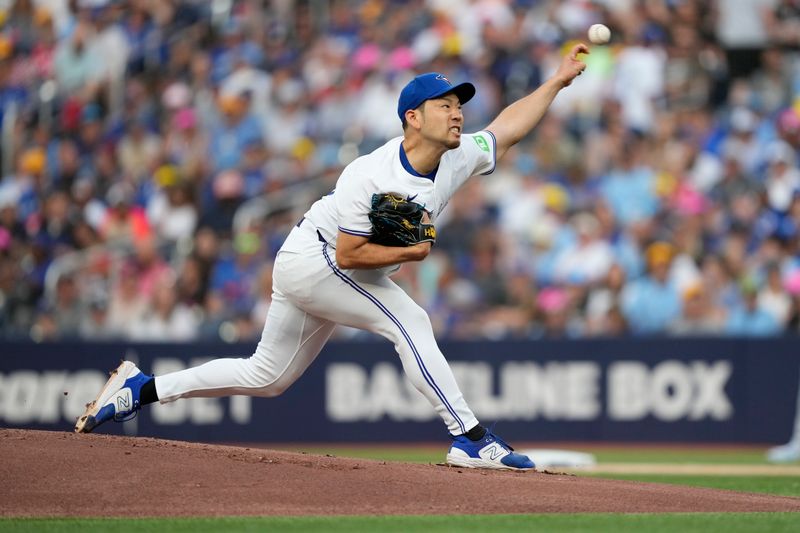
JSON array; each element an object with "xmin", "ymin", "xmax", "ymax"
[
  {"xmin": 589, "ymin": 449, "xmax": 772, "ymax": 465},
  {"xmin": 2, "ymin": 514, "xmax": 799, "ymax": 533},
  {"xmin": 586, "ymin": 474, "xmax": 800, "ymax": 498}
]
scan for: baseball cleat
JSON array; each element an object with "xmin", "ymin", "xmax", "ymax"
[
  {"xmin": 74, "ymin": 361, "xmax": 149, "ymax": 433},
  {"xmin": 446, "ymin": 432, "xmax": 535, "ymax": 470}
]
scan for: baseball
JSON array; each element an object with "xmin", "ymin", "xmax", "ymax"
[{"xmin": 588, "ymin": 24, "xmax": 611, "ymax": 45}]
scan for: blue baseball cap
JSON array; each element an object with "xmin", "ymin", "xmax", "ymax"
[{"xmin": 397, "ymin": 72, "xmax": 476, "ymax": 122}]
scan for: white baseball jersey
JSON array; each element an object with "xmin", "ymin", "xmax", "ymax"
[
  {"xmin": 304, "ymin": 131, "xmax": 497, "ymax": 246},
  {"xmin": 155, "ymin": 131, "xmax": 497, "ymax": 437}
]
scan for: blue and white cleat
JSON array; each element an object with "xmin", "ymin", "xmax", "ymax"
[
  {"xmin": 446, "ymin": 432, "xmax": 535, "ymax": 471},
  {"xmin": 74, "ymin": 361, "xmax": 148, "ymax": 433}
]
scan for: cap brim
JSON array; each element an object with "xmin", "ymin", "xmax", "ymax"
[{"xmin": 433, "ymin": 82, "xmax": 476, "ymax": 105}]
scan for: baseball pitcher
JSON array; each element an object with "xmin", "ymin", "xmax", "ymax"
[{"xmin": 76, "ymin": 43, "xmax": 589, "ymax": 470}]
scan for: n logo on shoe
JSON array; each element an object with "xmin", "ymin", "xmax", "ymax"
[
  {"xmin": 116, "ymin": 389, "xmax": 132, "ymax": 412},
  {"xmin": 481, "ymin": 443, "xmax": 507, "ymax": 461}
]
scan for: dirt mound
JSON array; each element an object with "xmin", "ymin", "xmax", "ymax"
[{"xmin": 2, "ymin": 429, "xmax": 799, "ymax": 517}]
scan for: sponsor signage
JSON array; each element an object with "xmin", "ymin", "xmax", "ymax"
[
  {"xmin": 325, "ymin": 359, "xmax": 733, "ymax": 424},
  {"xmin": 0, "ymin": 339, "xmax": 797, "ymax": 443}
]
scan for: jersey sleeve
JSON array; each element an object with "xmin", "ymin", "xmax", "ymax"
[
  {"xmin": 334, "ymin": 167, "xmax": 374, "ymax": 238},
  {"xmin": 461, "ymin": 130, "xmax": 497, "ymax": 177}
]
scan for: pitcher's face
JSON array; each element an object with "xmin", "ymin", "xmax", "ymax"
[{"xmin": 419, "ymin": 93, "xmax": 463, "ymax": 149}]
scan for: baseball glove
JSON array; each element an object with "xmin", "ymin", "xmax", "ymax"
[{"xmin": 368, "ymin": 193, "xmax": 436, "ymax": 247}]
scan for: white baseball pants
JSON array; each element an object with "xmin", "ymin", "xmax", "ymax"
[{"xmin": 155, "ymin": 221, "xmax": 478, "ymax": 436}]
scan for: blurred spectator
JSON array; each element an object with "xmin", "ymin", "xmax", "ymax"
[
  {"xmin": 209, "ymin": 93, "xmax": 262, "ymax": 171},
  {"xmin": 126, "ymin": 236, "xmax": 171, "ymax": 301},
  {"xmin": 263, "ymin": 76, "xmax": 313, "ymax": 155},
  {"xmin": 763, "ymin": 141, "xmax": 800, "ymax": 213},
  {"xmin": 751, "ymin": 47, "xmax": 793, "ymax": 114},
  {"xmin": 7, "ymin": 147, "xmax": 47, "ymax": 222},
  {"xmin": 106, "ymin": 262, "xmax": 147, "ymax": 338},
  {"xmin": 584, "ymin": 263, "xmax": 628, "ymax": 336},
  {"xmin": 99, "ymin": 182, "xmax": 151, "ymax": 245},
  {"xmin": 78, "ymin": 291, "xmax": 113, "ymax": 340},
  {"xmin": 485, "ymin": 270, "xmax": 538, "ymax": 339},
  {"xmin": 758, "ymin": 263, "xmax": 793, "ymax": 326},
  {"xmin": 785, "ymin": 271, "xmax": 800, "ymax": 332},
  {"xmin": 128, "ymin": 274, "xmax": 200, "ymax": 341},
  {"xmin": 699, "ymin": 253, "xmax": 742, "ymax": 311},
  {"xmin": 212, "ymin": 17, "xmax": 264, "ymax": 83},
  {"xmin": 90, "ymin": 3, "xmax": 130, "ymax": 83},
  {"xmin": 708, "ymin": 145, "xmax": 764, "ymax": 212},
  {"xmin": 121, "ymin": 0, "xmax": 157, "ymax": 74},
  {"xmin": 534, "ymin": 286, "xmax": 579, "ymax": 339},
  {"xmin": 765, "ymin": 0, "xmax": 800, "ymax": 47},
  {"xmin": 469, "ymin": 233, "xmax": 510, "ymax": 309},
  {"xmin": 51, "ymin": 138, "xmax": 83, "ymax": 191},
  {"xmin": 70, "ymin": 174, "xmax": 106, "ymax": 230},
  {"xmin": 176, "ymin": 255, "xmax": 209, "ymax": 310},
  {"xmin": 116, "ymin": 117, "xmax": 161, "ymax": 183},
  {"xmin": 612, "ymin": 28, "xmax": 666, "ymax": 132},
  {"xmin": 530, "ymin": 115, "xmax": 581, "ymax": 180},
  {"xmin": 600, "ymin": 136, "xmax": 660, "ymax": 226},
  {"xmin": 146, "ymin": 165, "xmax": 198, "ymax": 244},
  {"xmin": 726, "ymin": 277, "xmax": 782, "ymax": 336},
  {"xmin": 200, "ymin": 169, "xmax": 246, "ymax": 238},
  {"xmin": 552, "ymin": 212, "xmax": 614, "ymax": 285},
  {"xmin": 721, "ymin": 106, "xmax": 765, "ymax": 176},
  {"xmin": 53, "ymin": 21, "xmax": 101, "ymax": 96},
  {"xmin": 0, "ymin": 185, "xmax": 24, "ymax": 246},
  {"xmin": 41, "ymin": 273, "xmax": 82, "ymax": 338},
  {"xmin": 669, "ymin": 284, "xmax": 726, "ymax": 335},
  {"xmin": 207, "ymin": 229, "xmax": 265, "ymax": 318},
  {"xmin": 163, "ymin": 107, "xmax": 209, "ymax": 182},
  {"xmin": 240, "ymin": 138, "xmax": 269, "ymax": 196},
  {"xmin": 31, "ymin": 189, "xmax": 74, "ymax": 256},
  {"xmin": 712, "ymin": 0, "xmax": 773, "ymax": 79},
  {"xmin": 621, "ymin": 242, "xmax": 682, "ymax": 334},
  {"xmin": 220, "ymin": 53, "xmax": 272, "ymax": 121}
]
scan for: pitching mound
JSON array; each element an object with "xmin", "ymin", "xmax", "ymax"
[{"xmin": 2, "ymin": 429, "xmax": 799, "ymax": 517}]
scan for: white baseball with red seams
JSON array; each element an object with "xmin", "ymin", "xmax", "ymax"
[{"xmin": 588, "ymin": 24, "xmax": 611, "ymax": 44}]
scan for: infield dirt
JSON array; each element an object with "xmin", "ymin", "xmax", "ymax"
[{"xmin": 2, "ymin": 428, "xmax": 799, "ymax": 517}]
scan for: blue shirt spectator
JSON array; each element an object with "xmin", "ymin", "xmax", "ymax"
[
  {"xmin": 725, "ymin": 284, "xmax": 781, "ymax": 336},
  {"xmin": 620, "ymin": 243, "xmax": 682, "ymax": 334},
  {"xmin": 600, "ymin": 147, "xmax": 660, "ymax": 225},
  {"xmin": 209, "ymin": 231, "xmax": 264, "ymax": 315},
  {"xmin": 209, "ymin": 95, "xmax": 263, "ymax": 171},
  {"xmin": 621, "ymin": 276, "xmax": 682, "ymax": 334}
]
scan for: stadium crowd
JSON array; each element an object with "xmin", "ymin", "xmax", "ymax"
[{"xmin": 2, "ymin": 0, "xmax": 800, "ymax": 342}]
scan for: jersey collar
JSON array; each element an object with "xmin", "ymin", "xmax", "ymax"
[{"xmin": 399, "ymin": 143, "xmax": 438, "ymax": 181}]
